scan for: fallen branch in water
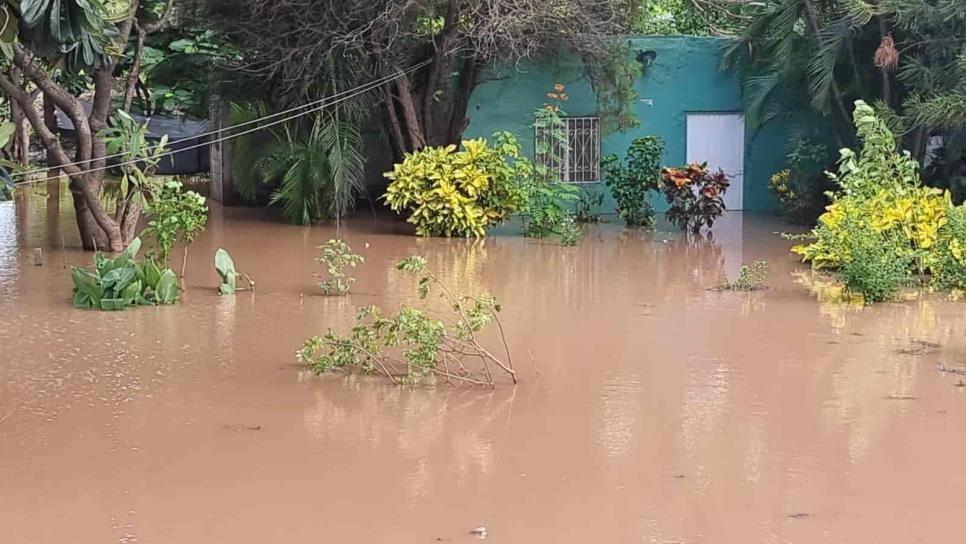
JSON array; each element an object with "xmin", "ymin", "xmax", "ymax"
[{"xmin": 297, "ymin": 256, "xmax": 517, "ymax": 387}]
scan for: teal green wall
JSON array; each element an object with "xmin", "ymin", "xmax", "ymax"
[{"xmin": 464, "ymin": 36, "xmax": 805, "ymax": 212}]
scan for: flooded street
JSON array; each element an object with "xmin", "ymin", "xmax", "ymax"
[{"xmin": 2, "ymin": 185, "xmax": 966, "ymax": 543}]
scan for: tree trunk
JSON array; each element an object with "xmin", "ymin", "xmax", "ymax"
[
  {"xmin": 119, "ymin": 194, "xmax": 143, "ymax": 243},
  {"xmin": 10, "ymin": 101, "xmax": 30, "ymax": 166},
  {"xmin": 395, "ymin": 76, "xmax": 427, "ymax": 150},
  {"xmin": 70, "ymin": 181, "xmax": 108, "ymax": 250},
  {"xmin": 447, "ymin": 56, "xmax": 480, "ymax": 144},
  {"xmin": 383, "ymin": 87, "xmax": 407, "ymax": 159},
  {"xmin": 421, "ymin": 0, "xmax": 460, "ymax": 144}
]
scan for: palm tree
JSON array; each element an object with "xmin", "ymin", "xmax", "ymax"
[
  {"xmin": 257, "ymin": 111, "xmax": 366, "ymax": 225},
  {"xmin": 724, "ymin": 0, "xmax": 966, "ymax": 158},
  {"xmin": 228, "ymin": 57, "xmax": 371, "ymax": 225}
]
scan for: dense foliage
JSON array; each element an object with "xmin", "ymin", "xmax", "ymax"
[
  {"xmin": 232, "ymin": 105, "xmax": 367, "ymax": 225},
  {"xmin": 793, "ymin": 101, "xmax": 966, "ymax": 301},
  {"xmin": 204, "ymin": 0, "xmax": 637, "ymax": 157},
  {"xmin": 0, "ymin": 121, "xmax": 17, "ymax": 199},
  {"xmin": 767, "ymin": 138, "xmax": 833, "ymax": 224},
  {"xmin": 384, "ymin": 133, "xmax": 529, "ymax": 237},
  {"xmin": 70, "ymin": 238, "xmax": 179, "ymax": 310},
  {"xmin": 575, "ymin": 189, "xmax": 604, "ymax": 223},
  {"xmin": 660, "ymin": 163, "xmax": 730, "ymax": 233},
  {"xmin": 933, "ymin": 206, "xmax": 966, "ymax": 290},
  {"xmin": 603, "ymin": 136, "xmax": 665, "ymax": 228},
  {"xmin": 723, "ymin": 0, "xmax": 966, "ymax": 191}
]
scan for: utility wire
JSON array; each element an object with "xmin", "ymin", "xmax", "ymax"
[{"xmin": 11, "ymin": 59, "xmax": 431, "ymax": 184}]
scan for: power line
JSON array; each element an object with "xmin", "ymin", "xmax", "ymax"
[{"xmin": 11, "ymin": 59, "xmax": 431, "ymax": 183}]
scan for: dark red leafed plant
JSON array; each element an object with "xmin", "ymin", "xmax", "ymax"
[{"xmin": 660, "ymin": 163, "xmax": 730, "ymax": 233}]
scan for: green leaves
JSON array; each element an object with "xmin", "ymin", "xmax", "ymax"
[
  {"xmin": 0, "ymin": 122, "xmax": 23, "ymax": 192},
  {"xmin": 604, "ymin": 136, "xmax": 664, "ymax": 228},
  {"xmin": 19, "ymin": 0, "xmax": 118, "ymax": 70},
  {"xmin": 396, "ymin": 255, "xmax": 427, "ymax": 274},
  {"xmin": 70, "ymin": 237, "xmax": 180, "ymax": 310},
  {"xmin": 315, "ymin": 239, "xmax": 364, "ymax": 296},
  {"xmin": 154, "ymin": 270, "xmax": 178, "ymax": 304},
  {"xmin": 298, "ymin": 256, "xmax": 513, "ymax": 386},
  {"xmin": 142, "ymin": 180, "xmax": 208, "ymax": 267},
  {"xmin": 215, "ymin": 248, "xmax": 237, "ymax": 295},
  {"xmin": 383, "ymin": 134, "xmax": 529, "ymax": 238}
]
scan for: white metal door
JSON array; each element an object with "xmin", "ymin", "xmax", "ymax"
[{"xmin": 686, "ymin": 113, "xmax": 745, "ymax": 211}]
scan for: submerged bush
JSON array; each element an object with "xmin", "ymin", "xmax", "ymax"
[
  {"xmin": 297, "ymin": 256, "xmax": 517, "ymax": 386},
  {"xmin": 792, "ymin": 100, "xmax": 966, "ymax": 302},
  {"xmin": 315, "ymin": 239, "xmax": 364, "ymax": 296},
  {"xmin": 383, "ymin": 132, "xmax": 529, "ymax": 237},
  {"xmin": 660, "ymin": 163, "xmax": 730, "ymax": 233},
  {"xmin": 71, "ymin": 238, "xmax": 179, "ymax": 310},
  {"xmin": 726, "ymin": 261, "xmax": 769, "ymax": 291},
  {"xmin": 575, "ymin": 189, "xmax": 604, "ymax": 223},
  {"xmin": 603, "ymin": 136, "xmax": 664, "ymax": 228},
  {"xmin": 556, "ymin": 215, "xmax": 583, "ymax": 246},
  {"xmin": 142, "ymin": 180, "xmax": 208, "ymax": 277},
  {"xmin": 838, "ymin": 222, "xmax": 911, "ymax": 302}
]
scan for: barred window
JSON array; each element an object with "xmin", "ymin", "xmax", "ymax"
[{"xmin": 535, "ymin": 116, "xmax": 601, "ymax": 184}]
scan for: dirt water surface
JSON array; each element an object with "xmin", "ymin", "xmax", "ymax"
[{"xmin": 2, "ymin": 186, "xmax": 966, "ymax": 543}]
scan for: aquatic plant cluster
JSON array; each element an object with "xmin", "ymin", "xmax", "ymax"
[
  {"xmin": 792, "ymin": 101, "xmax": 966, "ymax": 302},
  {"xmin": 727, "ymin": 261, "xmax": 768, "ymax": 291},
  {"xmin": 70, "ymin": 238, "xmax": 179, "ymax": 310}
]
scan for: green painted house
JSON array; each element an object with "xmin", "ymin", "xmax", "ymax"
[{"xmin": 464, "ymin": 36, "xmax": 816, "ymax": 213}]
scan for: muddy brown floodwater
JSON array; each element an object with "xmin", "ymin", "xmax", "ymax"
[{"xmin": 2, "ymin": 184, "xmax": 966, "ymax": 543}]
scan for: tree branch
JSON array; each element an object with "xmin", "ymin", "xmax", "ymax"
[
  {"xmin": 0, "ymin": 72, "xmax": 77, "ymax": 174},
  {"xmin": 11, "ymin": 45, "xmax": 93, "ymax": 162}
]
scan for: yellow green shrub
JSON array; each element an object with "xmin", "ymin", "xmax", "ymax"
[
  {"xmin": 383, "ymin": 132, "xmax": 530, "ymax": 237},
  {"xmin": 934, "ymin": 205, "xmax": 966, "ymax": 290},
  {"xmin": 792, "ymin": 100, "xmax": 966, "ymax": 300}
]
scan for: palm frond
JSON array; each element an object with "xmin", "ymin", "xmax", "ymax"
[
  {"xmin": 905, "ymin": 86, "xmax": 966, "ymax": 130},
  {"xmin": 268, "ymin": 152, "xmax": 323, "ymax": 226},
  {"xmin": 806, "ymin": 17, "xmax": 854, "ymax": 112},
  {"xmin": 317, "ymin": 113, "xmax": 367, "ymax": 220}
]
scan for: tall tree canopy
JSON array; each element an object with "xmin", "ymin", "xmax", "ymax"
[
  {"xmin": 722, "ymin": 0, "xmax": 966, "ymax": 166},
  {"xmin": 203, "ymin": 0, "xmax": 639, "ymax": 156}
]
